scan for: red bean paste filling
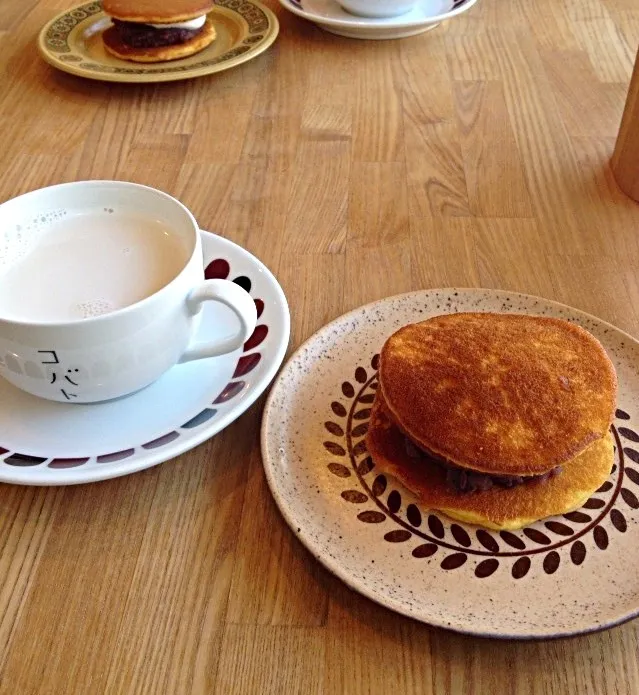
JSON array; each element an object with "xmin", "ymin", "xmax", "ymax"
[
  {"xmin": 112, "ymin": 20, "xmax": 203, "ymax": 48},
  {"xmin": 403, "ymin": 437, "xmax": 562, "ymax": 493}
]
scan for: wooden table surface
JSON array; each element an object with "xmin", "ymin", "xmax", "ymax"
[{"xmin": 1, "ymin": 0, "xmax": 639, "ymax": 693}]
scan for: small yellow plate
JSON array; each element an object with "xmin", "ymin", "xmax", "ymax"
[{"xmin": 38, "ymin": 0, "xmax": 279, "ymax": 83}]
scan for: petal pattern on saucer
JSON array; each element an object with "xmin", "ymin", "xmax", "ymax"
[{"xmin": 0, "ymin": 232, "xmax": 289, "ymax": 485}]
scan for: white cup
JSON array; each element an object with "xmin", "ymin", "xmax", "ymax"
[
  {"xmin": 0, "ymin": 181, "xmax": 257, "ymax": 403},
  {"xmin": 337, "ymin": 0, "xmax": 417, "ymax": 18}
]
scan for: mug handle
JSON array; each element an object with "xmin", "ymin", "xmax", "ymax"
[{"xmin": 179, "ymin": 279, "xmax": 258, "ymax": 363}]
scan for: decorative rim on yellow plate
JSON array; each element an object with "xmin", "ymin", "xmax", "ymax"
[{"xmin": 37, "ymin": 0, "xmax": 279, "ymax": 83}]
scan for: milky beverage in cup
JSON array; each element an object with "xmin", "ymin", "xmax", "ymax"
[
  {"xmin": 0, "ymin": 212, "xmax": 187, "ymax": 322},
  {"xmin": 0, "ymin": 181, "xmax": 258, "ymax": 403}
]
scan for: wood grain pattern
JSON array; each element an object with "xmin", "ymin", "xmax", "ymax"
[{"xmin": 0, "ymin": 0, "xmax": 639, "ymax": 692}]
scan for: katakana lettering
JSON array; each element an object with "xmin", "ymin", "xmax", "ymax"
[
  {"xmin": 38, "ymin": 350, "xmax": 60, "ymax": 365},
  {"xmin": 64, "ymin": 368, "xmax": 80, "ymax": 386}
]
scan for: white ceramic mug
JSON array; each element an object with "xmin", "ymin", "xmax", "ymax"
[
  {"xmin": 337, "ymin": 0, "xmax": 417, "ymax": 18},
  {"xmin": 0, "ymin": 181, "xmax": 257, "ymax": 403}
]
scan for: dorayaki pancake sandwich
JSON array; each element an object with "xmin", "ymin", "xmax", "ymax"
[
  {"xmin": 365, "ymin": 313, "xmax": 618, "ymax": 530},
  {"xmin": 102, "ymin": 0, "xmax": 216, "ymax": 63}
]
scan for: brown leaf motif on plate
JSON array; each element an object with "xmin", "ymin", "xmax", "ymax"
[{"xmin": 324, "ymin": 358, "xmax": 636, "ymax": 579}]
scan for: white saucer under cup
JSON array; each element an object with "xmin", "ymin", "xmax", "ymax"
[
  {"xmin": 0, "ymin": 181, "xmax": 258, "ymax": 404},
  {"xmin": 277, "ymin": 0, "xmax": 479, "ymax": 40},
  {"xmin": 337, "ymin": 0, "xmax": 417, "ymax": 19},
  {"xmin": 0, "ymin": 231, "xmax": 290, "ymax": 486}
]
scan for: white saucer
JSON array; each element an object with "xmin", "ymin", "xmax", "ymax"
[
  {"xmin": 0, "ymin": 231, "xmax": 289, "ymax": 486},
  {"xmin": 278, "ymin": 0, "xmax": 478, "ymax": 39}
]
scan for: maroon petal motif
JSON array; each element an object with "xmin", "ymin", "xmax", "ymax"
[
  {"xmin": 205, "ymin": 258, "xmax": 230, "ymax": 280},
  {"xmin": 97, "ymin": 449, "xmax": 135, "ymax": 463},
  {"xmin": 616, "ymin": 408, "xmax": 631, "ymax": 420},
  {"xmin": 214, "ymin": 381, "xmax": 245, "ymax": 404},
  {"xmin": 254, "ymin": 298, "xmax": 265, "ymax": 318},
  {"xmin": 371, "ymin": 354, "xmax": 380, "ymax": 370},
  {"xmin": 355, "ymin": 367, "xmax": 367, "ymax": 383},
  {"xmin": 48, "ymin": 457, "xmax": 90, "ymax": 469},
  {"xmin": 358, "ymin": 394, "xmax": 376, "ymax": 404},
  {"xmin": 233, "ymin": 353, "xmax": 261, "ymax": 378},
  {"xmin": 244, "ymin": 325, "xmax": 268, "ymax": 351},
  {"xmin": 142, "ymin": 431, "xmax": 180, "ymax": 449}
]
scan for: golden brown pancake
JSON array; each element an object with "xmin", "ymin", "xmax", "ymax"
[
  {"xmin": 380, "ymin": 313, "xmax": 617, "ymax": 476},
  {"xmin": 103, "ymin": 19, "xmax": 216, "ymax": 63},
  {"xmin": 366, "ymin": 392, "xmax": 614, "ymax": 530},
  {"xmin": 103, "ymin": 0, "xmax": 214, "ymax": 23}
]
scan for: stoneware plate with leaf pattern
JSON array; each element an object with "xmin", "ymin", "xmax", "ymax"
[
  {"xmin": 261, "ymin": 289, "xmax": 639, "ymax": 639},
  {"xmin": 0, "ymin": 231, "xmax": 289, "ymax": 486},
  {"xmin": 37, "ymin": 0, "xmax": 278, "ymax": 84}
]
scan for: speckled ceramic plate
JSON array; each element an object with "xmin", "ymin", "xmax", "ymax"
[
  {"xmin": 37, "ymin": 0, "xmax": 278, "ymax": 83},
  {"xmin": 278, "ymin": 0, "xmax": 477, "ymax": 40},
  {"xmin": 261, "ymin": 289, "xmax": 639, "ymax": 639},
  {"xmin": 0, "ymin": 231, "xmax": 289, "ymax": 486}
]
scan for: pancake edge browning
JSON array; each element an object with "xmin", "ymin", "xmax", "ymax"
[
  {"xmin": 365, "ymin": 392, "xmax": 614, "ymax": 530},
  {"xmin": 379, "ymin": 313, "xmax": 617, "ymax": 476},
  {"xmin": 103, "ymin": 0, "xmax": 214, "ymax": 23}
]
